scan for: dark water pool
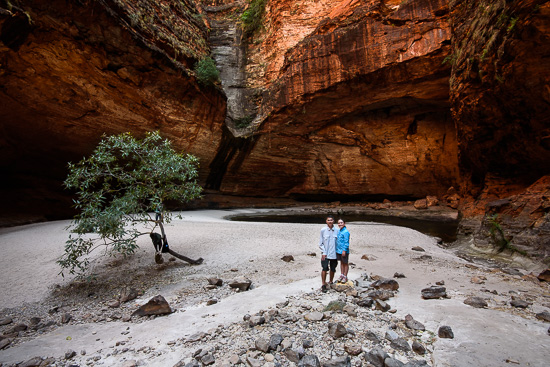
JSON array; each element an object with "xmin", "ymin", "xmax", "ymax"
[{"xmin": 228, "ymin": 213, "xmax": 459, "ymax": 242}]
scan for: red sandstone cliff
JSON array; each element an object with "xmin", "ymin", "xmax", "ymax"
[
  {"xmin": 209, "ymin": 0, "xmax": 459, "ymax": 200},
  {"xmin": 0, "ymin": 0, "xmax": 225, "ymax": 223},
  {"xmin": 1, "ymin": 0, "xmax": 549, "ymax": 260}
]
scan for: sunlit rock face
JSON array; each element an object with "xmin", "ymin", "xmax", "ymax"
[
  {"xmin": 0, "ymin": 0, "xmax": 225, "ymax": 224},
  {"xmin": 211, "ymin": 0, "xmax": 459, "ymax": 200}
]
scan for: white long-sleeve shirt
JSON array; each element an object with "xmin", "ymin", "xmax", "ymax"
[{"xmin": 319, "ymin": 226, "xmax": 338, "ymax": 259}]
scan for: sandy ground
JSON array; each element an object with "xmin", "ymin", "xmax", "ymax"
[{"xmin": 0, "ymin": 209, "xmax": 549, "ymax": 366}]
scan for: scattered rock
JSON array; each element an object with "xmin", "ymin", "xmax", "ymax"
[
  {"xmin": 207, "ymin": 278, "xmax": 223, "ymax": 286},
  {"xmin": 510, "ymin": 299, "xmax": 530, "ymax": 308},
  {"xmin": 298, "ymin": 355, "xmax": 321, "ymax": 367},
  {"xmin": 371, "ymin": 278, "xmax": 399, "ymax": 291},
  {"xmin": 0, "ymin": 338, "xmax": 12, "ymax": 350},
  {"xmin": 327, "ymin": 322, "xmax": 348, "ymax": 338},
  {"xmin": 435, "ymin": 280, "xmax": 445, "ymax": 285},
  {"xmin": 375, "ymin": 299, "xmax": 391, "ymax": 312},
  {"xmin": 421, "ymin": 286, "xmax": 447, "ymax": 299},
  {"xmin": 470, "ymin": 276, "xmax": 486, "ymax": 284},
  {"xmin": 343, "ymin": 305, "xmax": 357, "ymax": 317},
  {"xmin": 255, "ymin": 338, "xmax": 270, "ymax": 352},
  {"xmin": 322, "ymin": 356, "xmax": 351, "ymax": 367},
  {"xmin": 411, "ymin": 246, "xmax": 425, "ymax": 252},
  {"xmin": 0, "ymin": 317, "xmax": 13, "ymax": 326},
  {"xmin": 418, "ymin": 255, "xmax": 433, "ymax": 260},
  {"xmin": 228, "ymin": 354, "xmax": 241, "ymax": 365},
  {"xmin": 281, "ymin": 255, "xmax": 294, "ymax": 262},
  {"xmin": 132, "ymin": 295, "xmax": 172, "ymax": 316},
  {"xmin": 119, "ymin": 287, "xmax": 139, "ymax": 303},
  {"xmin": 537, "ymin": 269, "xmax": 550, "ymax": 282},
  {"xmin": 438, "ymin": 325, "xmax": 454, "ymax": 339},
  {"xmin": 201, "ymin": 353, "xmax": 215, "ymax": 365},
  {"xmin": 394, "ymin": 272, "xmax": 406, "ymax": 278},
  {"xmin": 426, "ymin": 196, "xmax": 439, "ymax": 207},
  {"xmin": 302, "ymin": 338, "xmax": 314, "ymax": 348},
  {"xmin": 304, "ymin": 311, "xmax": 324, "ymax": 321},
  {"xmin": 61, "ymin": 313, "xmax": 72, "ymax": 324},
  {"xmin": 361, "ymin": 254, "xmax": 371, "ymax": 260},
  {"xmin": 404, "ymin": 314, "xmax": 425, "ymax": 331},
  {"xmin": 390, "ymin": 337, "xmax": 411, "ymax": 352},
  {"xmin": 464, "ymin": 296, "xmax": 488, "ymax": 308},
  {"xmin": 367, "ymin": 290, "xmax": 394, "ymax": 301},
  {"xmin": 364, "ymin": 347, "xmax": 389, "ymax": 367},
  {"xmin": 332, "ymin": 281, "xmax": 354, "ymax": 292},
  {"xmin": 385, "ymin": 330, "xmax": 399, "ymax": 341},
  {"xmin": 307, "ymin": 252, "xmax": 317, "ymax": 257},
  {"xmin": 344, "ymin": 342, "xmax": 362, "ymax": 356},
  {"xmin": 18, "ymin": 357, "xmax": 43, "ymax": 367},
  {"xmin": 412, "ymin": 340, "xmax": 426, "ymax": 355},
  {"xmin": 229, "ymin": 276, "xmax": 252, "ymax": 291},
  {"xmin": 284, "ymin": 348, "xmax": 303, "ymax": 363},
  {"xmin": 356, "ymin": 297, "xmax": 374, "ymax": 308},
  {"xmin": 107, "ymin": 300, "xmax": 120, "ymax": 308},
  {"xmin": 385, "ymin": 357, "xmax": 405, "ymax": 367},
  {"xmin": 364, "ymin": 330, "xmax": 380, "ymax": 343},
  {"xmin": 414, "ymin": 199, "xmax": 428, "ymax": 210},
  {"xmin": 65, "ymin": 350, "xmax": 76, "ymax": 359},
  {"xmin": 206, "ymin": 299, "xmax": 218, "ymax": 306},
  {"xmin": 248, "ymin": 315, "xmax": 265, "ymax": 327},
  {"xmin": 535, "ymin": 311, "xmax": 550, "ymax": 322},
  {"xmin": 270, "ymin": 333, "xmax": 283, "ymax": 350}
]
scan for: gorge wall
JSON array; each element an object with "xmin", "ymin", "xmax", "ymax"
[
  {"xmin": 0, "ymin": 0, "xmax": 225, "ymax": 222},
  {"xmin": 0, "ymin": 0, "xmax": 549, "ymax": 260}
]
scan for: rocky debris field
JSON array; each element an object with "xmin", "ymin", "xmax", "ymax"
[
  {"xmin": 1, "ymin": 264, "xmax": 550, "ymax": 367},
  {"xmin": 1, "ymin": 212, "xmax": 550, "ymax": 366}
]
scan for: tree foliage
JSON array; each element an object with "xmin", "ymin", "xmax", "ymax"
[
  {"xmin": 59, "ymin": 131, "xmax": 202, "ymax": 276},
  {"xmin": 194, "ymin": 57, "xmax": 220, "ymax": 86}
]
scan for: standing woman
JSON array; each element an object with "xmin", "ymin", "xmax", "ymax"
[{"xmin": 336, "ymin": 219, "xmax": 350, "ymax": 283}]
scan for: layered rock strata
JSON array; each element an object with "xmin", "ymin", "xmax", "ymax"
[
  {"xmin": 212, "ymin": 0, "xmax": 459, "ymax": 200},
  {"xmin": 0, "ymin": 0, "xmax": 225, "ymax": 223}
]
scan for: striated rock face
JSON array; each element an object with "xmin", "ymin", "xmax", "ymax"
[
  {"xmin": 0, "ymin": 0, "xmax": 225, "ymax": 224},
  {"xmin": 450, "ymin": 0, "xmax": 550, "ymax": 194},
  {"xmin": 1, "ymin": 0, "xmax": 548, "ymax": 263},
  {"xmin": 448, "ymin": 0, "xmax": 550, "ymax": 260},
  {"xmin": 211, "ymin": 0, "xmax": 459, "ymax": 199}
]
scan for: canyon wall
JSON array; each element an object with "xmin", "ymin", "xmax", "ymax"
[
  {"xmin": 0, "ymin": 0, "xmax": 225, "ymax": 223},
  {"xmin": 449, "ymin": 0, "xmax": 550, "ymax": 260},
  {"xmin": 1, "ymin": 0, "xmax": 548, "ymax": 260},
  {"xmin": 209, "ymin": 0, "xmax": 459, "ymax": 200}
]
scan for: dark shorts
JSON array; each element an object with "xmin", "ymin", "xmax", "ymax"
[
  {"xmin": 321, "ymin": 258, "xmax": 338, "ymax": 272},
  {"xmin": 337, "ymin": 252, "xmax": 349, "ymax": 264}
]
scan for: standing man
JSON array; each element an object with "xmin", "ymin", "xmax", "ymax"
[{"xmin": 319, "ymin": 215, "xmax": 338, "ymax": 292}]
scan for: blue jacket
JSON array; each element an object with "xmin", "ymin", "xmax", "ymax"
[{"xmin": 336, "ymin": 226, "xmax": 350, "ymax": 254}]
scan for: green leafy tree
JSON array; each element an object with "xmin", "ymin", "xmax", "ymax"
[{"xmin": 60, "ymin": 131, "xmax": 203, "ymax": 276}]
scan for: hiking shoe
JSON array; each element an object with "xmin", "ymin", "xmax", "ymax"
[{"xmin": 321, "ymin": 284, "xmax": 327, "ymax": 293}]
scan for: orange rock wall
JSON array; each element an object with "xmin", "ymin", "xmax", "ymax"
[
  {"xmin": 215, "ymin": 0, "xmax": 459, "ymax": 199},
  {"xmin": 0, "ymin": 0, "xmax": 225, "ymax": 223}
]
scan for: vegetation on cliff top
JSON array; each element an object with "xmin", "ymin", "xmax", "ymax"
[{"xmin": 240, "ymin": 0, "xmax": 266, "ymax": 37}]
